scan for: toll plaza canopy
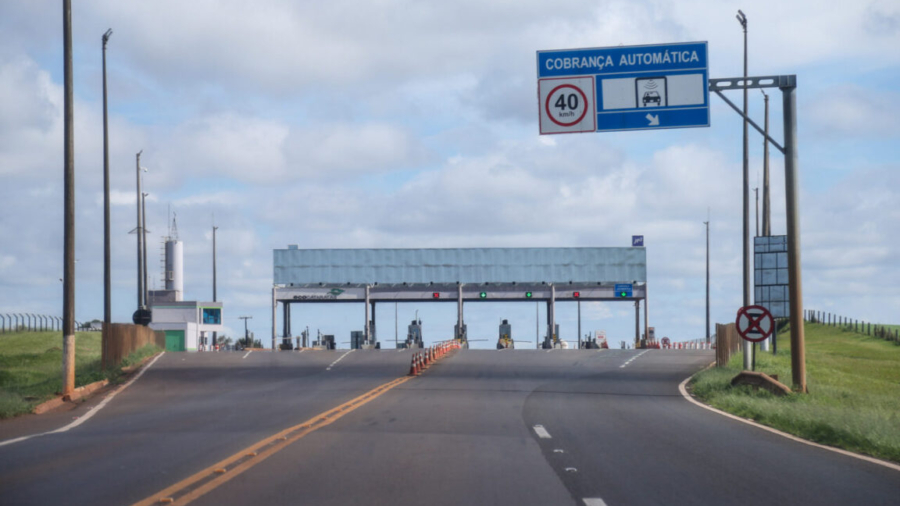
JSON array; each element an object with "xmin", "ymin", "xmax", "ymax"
[
  {"xmin": 271, "ymin": 246, "xmax": 650, "ymax": 349},
  {"xmin": 274, "ymin": 246, "xmax": 646, "ymax": 288}
]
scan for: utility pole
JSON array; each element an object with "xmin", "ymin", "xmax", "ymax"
[
  {"xmin": 736, "ymin": 9, "xmax": 752, "ymax": 370},
  {"xmin": 240, "ymin": 316, "xmax": 252, "ymax": 347},
  {"xmin": 762, "ymin": 89, "xmax": 771, "ymax": 236},
  {"xmin": 705, "ymin": 214, "xmax": 710, "ymax": 344},
  {"xmin": 102, "ymin": 28, "xmax": 112, "ymax": 326},
  {"xmin": 62, "ymin": 0, "xmax": 76, "ymax": 396}
]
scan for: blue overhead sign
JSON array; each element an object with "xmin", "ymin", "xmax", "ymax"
[
  {"xmin": 615, "ymin": 284, "xmax": 634, "ymax": 298},
  {"xmin": 632, "ymin": 235, "xmax": 644, "ymax": 247},
  {"xmin": 537, "ymin": 42, "xmax": 709, "ymax": 134}
]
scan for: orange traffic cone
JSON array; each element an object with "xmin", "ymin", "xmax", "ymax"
[{"xmin": 409, "ymin": 353, "xmax": 417, "ymax": 376}]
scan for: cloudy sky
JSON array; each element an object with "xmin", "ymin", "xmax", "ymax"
[{"xmin": 1, "ymin": 0, "xmax": 898, "ymax": 348}]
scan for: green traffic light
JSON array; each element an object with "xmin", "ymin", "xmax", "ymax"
[
  {"xmin": 480, "ymin": 292, "xmax": 487, "ymax": 299},
  {"xmin": 525, "ymin": 291, "xmax": 532, "ymax": 298},
  {"xmin": 620, "ymin": 291, "xmax": 627, "ymax": 297}
]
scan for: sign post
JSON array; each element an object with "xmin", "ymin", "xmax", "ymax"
[{"xmin": 736, "ymin": 305, "xmax": 775, "ymax": 371}]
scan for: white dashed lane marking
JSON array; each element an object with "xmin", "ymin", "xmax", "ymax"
[
  {"xmin": 533, "ymin": 425, "xmax": 552, "ymax": 439},
  {"xmin": 619, "ymin": 350, "xmax": 649, "ymax": 368},
  {"xmin": 326, "ymin": 350, "xmax": 354, "ymax": 370},
  {"xmin": 583, "ymin": 498, "xmax": 609, "ymax": 506},
  {"xmin": 242, "ymin": 351, "xmax": 252, "ymax": 359}
]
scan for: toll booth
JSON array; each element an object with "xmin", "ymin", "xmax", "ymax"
[
  {"xmin": 351, "ymin": 330, "xmax": 364, "ymax": 349},
  {"xmin": 542, "ymin": 324, "xmax": 561, "ymax": 349},
  {"xmin": 454, "ymin": 323, "xmax": 467, "ymax": 343},
  {"xmin": 497, "ymin": 319, "xmax": 513, "ymax": 349},
  {"xmin": 314, "ymin": 333, "xmax": 336, "ymax": 350},
  {"xmin": 405, "ymin": 319, "xmax": 424, "ymax": 349},
  {"xmin": 352, "ymin": 330, "xmax": 380, "ymax": 350}
]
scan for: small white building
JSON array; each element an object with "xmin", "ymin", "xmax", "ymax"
[{"xmin": 149, "ymin": 301, "xmax": 223, "ymax": 351}]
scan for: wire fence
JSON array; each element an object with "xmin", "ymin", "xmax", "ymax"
[
  {"xmin": 806, "ymin": 309, "xmax": 899, "ymax": 345},
  {"xmin": 0, "ymin": 313, "xmax": 94, "ymax": 333}
]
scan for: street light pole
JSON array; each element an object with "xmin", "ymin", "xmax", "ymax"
[
  {"xmin": 762, "ymin": 89, "xmax": 771, "ymax": 237},
  {"xmin": 736, "ymin": 9, "xmax": 752, "ymax": 370},
  {"xmin": 212, "ymin": 225, "xmax": 218, "ymax": 302},
  {"xmin": 102, "ymin": 28, "xmax": 112, "ymax": 326},
  {"xmin": 142, "ymin": 190, "xmax": 149, "ymax": 308},
  {"xmin": 212, "ymin": 224, "xmax": 218, "ymax": 349},
  {"xmin": 754, "ymin": 186, "xmax": 759, "ymax": 237},
  {"xmin": 705, "ymin": 216, "xmax": 710, "ymax": 344},
  {"xmin": 135, "ymin": 151, "xmax": 143, "ymax": 309}
]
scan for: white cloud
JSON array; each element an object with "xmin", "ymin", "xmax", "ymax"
[{"xmin": 808, "ymin": 85, "xmax": 900, "ymax": 137}]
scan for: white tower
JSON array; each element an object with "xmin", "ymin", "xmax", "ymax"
[{"xmin": 164, "ymin": 214, "xmax": 184, "ymax": 301}]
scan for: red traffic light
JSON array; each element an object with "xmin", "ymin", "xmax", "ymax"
[
  {"xmin": 573, "ymin": 291, "xmax": 580, "ymax": 298},
  {"xmin": 432, "ymin": 292, "xmax": 440, "ymax": 299}
]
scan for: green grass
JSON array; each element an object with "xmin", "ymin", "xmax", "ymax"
[
  {"xmin": 0, "ymin": 331, "xmax": 161, "ymax": 419},
  {"xmin": 690, "ymin": 322, "xmax": 900, "ymax": 463}
]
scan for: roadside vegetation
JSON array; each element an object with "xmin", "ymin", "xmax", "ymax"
[
  {"xmin": 0, "ymin": 331, "xmax": 161, "ymax": 419},
  {"xmin": 690, "ymin": 321, "xmax": 900, "ymax": 463}
]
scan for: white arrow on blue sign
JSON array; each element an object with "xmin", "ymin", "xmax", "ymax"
[
  {"xmin": 632, "ymin": 235, "xmax": 644, "ymax": 247},
  {"xmin": 537, "ymin": 42, "xmax": 709, "ymax": 134}
]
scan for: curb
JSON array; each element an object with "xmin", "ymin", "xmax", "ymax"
[
  {"xmin": 679, "ymin": 364, "xmax": 900, "ymax": 473},
  {"xmin": 31, "ymin": 351, "xmax": 162, "ymax": 415}
]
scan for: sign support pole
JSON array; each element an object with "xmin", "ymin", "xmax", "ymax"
[
  {"xmin": 634, "ymin": 300, "xmax": 640, "ymax": 348},
  {"xmin": 643, "ymin": 284, "xmax": 649, "ymax": 348},
  {"xmin": 271, "ymin": 287, "xmax": 276, "ymax": 350},
  {"xmin": 782, "ymin": 79, "xmax": 806, "ymax": 392}
]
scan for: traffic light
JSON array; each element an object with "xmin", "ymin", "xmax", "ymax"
[
  {"xmin": 573, "ymin": 291, "xmax": 580, "ymax": 298},
  {"xmin": 618, "ymin": 290, "xmax": 628, "ymax": 298},
  {"xmin": 432, "ymin": 292, "xmax": 440, "ymax": 299},
  {"xmin": 479, "ymin": 291, "xmax": 487, "ymax": 299},
  {"xmin": 525, "ymin": 291, "xmax": 532, "ymax": 298}
]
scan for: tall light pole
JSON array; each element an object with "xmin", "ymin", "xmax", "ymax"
[
  {"xmin": 761, "ymin": 89, "xmax": 771, "ymax": 237},
  {"xmin": 212, "ymin": 225, "xmax": 218, "ymax": 302},
  {"xmin": 754, "ymin": 186, "xmax": 759, "ymax": 237},
  {"xmin": 705, "ymin": 215, "xmax": 710, "ymax": 344},
  {"xmin": 135, "ymin": 151, "xmax": 144, "ymax": 310},
  {"xmin": 102, "ymin": 28, "xmax": 112, "ymax": 326},
  {"xmin": 212, "ymin": 225, "xmax": 218, "ymax": 349},
  {"xmin": 62, "ymin": 0, "xmax": 76, "ymax": 396},
  {"xmin": 736, "ymin": 9, "xmax": 752, "ymax": 370},
  {"xmin": 142, "ymin": 190, "xmax": 149, "ymax": 308}
]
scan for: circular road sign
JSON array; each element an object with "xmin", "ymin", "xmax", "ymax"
[
  {"xmin": 545, "ymin": 84, "xmax": 589, "ymax": 127},
  {"xmin": 735, "ymin": 305, "xmax": 774, "ymax": 343}
]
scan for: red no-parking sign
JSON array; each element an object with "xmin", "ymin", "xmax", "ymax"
[{"xmin": 735, "ymin": 305, "xmax": 774, "ymax": 343}]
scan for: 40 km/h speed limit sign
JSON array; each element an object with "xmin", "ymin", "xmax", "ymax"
[{"xmin": 539, "ymin": 77, "xmax": 595, "ymax": 134}]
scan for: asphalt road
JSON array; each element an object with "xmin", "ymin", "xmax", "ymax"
[{"xmin": 1, "ymin": 348, "xmax": 898, "ymax": 506}]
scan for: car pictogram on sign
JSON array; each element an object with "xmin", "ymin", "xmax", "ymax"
[{"xmin": 642, "ymin": 91, "xmax": 661, "ymax": 106}]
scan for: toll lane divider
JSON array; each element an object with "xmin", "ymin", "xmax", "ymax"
[
  {"xmin": 408, "ymin": 340, "xmax": 460, "ymax": 377},
  {"xmin": 131, "ymin": 375, "xmax": 412, "ymax": 506}
]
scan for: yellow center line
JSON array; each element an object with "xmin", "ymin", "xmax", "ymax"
[{"xmin": 131, "ymin": 376, "xmax": 412, "ymax": 506}]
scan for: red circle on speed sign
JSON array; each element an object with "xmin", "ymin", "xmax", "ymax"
[
  {"xmin": 735, "ymin": 305, "xmax": 774, "ymax": 343},
  {"xmin": 545, "ymin": 84, "xmax": 589, "ymax": 127}
]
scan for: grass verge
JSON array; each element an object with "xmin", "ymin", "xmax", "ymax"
[
  {"xmin": 0, "ymin": 331, "xmax": 161, "ymax": 419},
  {"xmin": 690, "ymin": 322, "xmax": 900, "ymax": 463}
]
